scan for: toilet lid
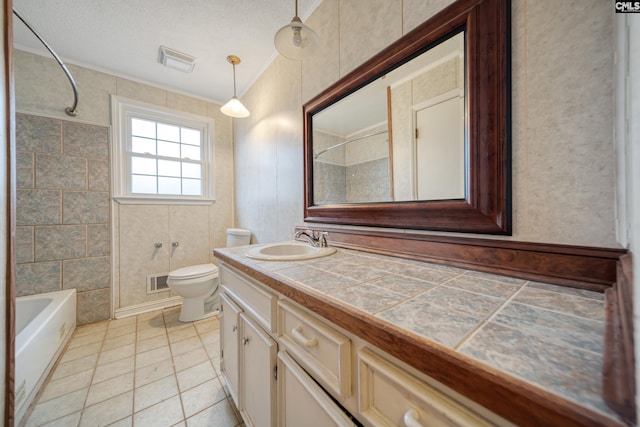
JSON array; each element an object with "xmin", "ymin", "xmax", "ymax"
[{"xmin": 168, "ymin": 263, "xmax": 218, "ymax": 280}]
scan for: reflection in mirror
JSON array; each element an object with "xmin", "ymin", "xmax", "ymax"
[{"xmin": 312, "ymin": 32, "xmax": 464, "ymax": 205}]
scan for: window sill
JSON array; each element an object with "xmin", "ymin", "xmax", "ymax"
[{"xmin": 113, "ymin": 196, "xmax": 215, "ymax": 206}]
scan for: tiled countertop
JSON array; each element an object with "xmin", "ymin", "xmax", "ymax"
[{"xmin": 215, "ymin": 242, "xmax": 619, "ymax": 424}]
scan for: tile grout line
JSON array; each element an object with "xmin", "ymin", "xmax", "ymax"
[{"xmin": 453, "ymin": 281, "xmax": 530, "ymax": 352}]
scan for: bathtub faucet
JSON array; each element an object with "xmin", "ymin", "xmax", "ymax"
[{"xmin": 294, "ymin": 230, "xmax": 328, "ymax": 248}]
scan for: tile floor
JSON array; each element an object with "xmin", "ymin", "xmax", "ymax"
[{"xmin": 23, "ymin": 306, "xmax": 244, "ymax": 427}]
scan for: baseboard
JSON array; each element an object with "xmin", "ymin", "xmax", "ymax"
[{"xmin": 114, "ymin": 296, "xmax": 183, "ymax": 319}]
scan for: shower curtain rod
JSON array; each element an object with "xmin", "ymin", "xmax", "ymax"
[
  {"xmin": 314, "ymin": 129, "xmax": 388, "ymax": 159},
  {"xmin": 13, "ymin": 8, "xmax": 79, "ymax": 117}
]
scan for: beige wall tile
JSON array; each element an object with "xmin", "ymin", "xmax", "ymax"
[
  {"xmin": 16, "ymin": 113, "xmax": 62, "ymax": 153},
  {"xmin": 15, "ymin": 261, "xmax": 61, "ymax": 296},
  {"xmin": 63, "ymin": 257, "xmax": 110, "ymax": 292},
  {"xmin": 168, "ymin": 206, "xmax": 210, "ymax": 270},
  {"xmin": 63, "ymin": 191, "xmax": 109, "ymax": 224},
  {"xmin": 403, "ymin": 0, "xmax": 457, "ymax": 34}
]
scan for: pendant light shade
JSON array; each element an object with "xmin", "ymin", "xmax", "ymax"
[
  {"xmin": 274, "ymin": 0, "xmax": 319, "ymax": 60},
  {"xmin": 220, "ymin": 55, "xmax": 250, "ymax": 118}
]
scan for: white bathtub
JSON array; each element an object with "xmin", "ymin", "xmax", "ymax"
[{"xmin": 15, "ymin": 289, "xmax": 77, "ymax": 425}]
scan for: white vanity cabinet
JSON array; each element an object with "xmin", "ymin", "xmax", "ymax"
[
  {"xmin": 219, "ymin": 263, "xmax": 354, "ymax": 427},
  {"xmin": 218, "ymin": 262, "xmax": 504, "ymax": 427},
  {"xmin": 220, "ymin": 292, "xmax": 242, "ymax": 405}
]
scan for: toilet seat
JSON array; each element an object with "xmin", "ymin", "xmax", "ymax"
[{"xmin": 168, "ymin": 263, "xmax": 218, "ymax": 281}]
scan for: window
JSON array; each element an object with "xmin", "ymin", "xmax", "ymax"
[{"xmin": 112, "ymin": 96, "xmax": 215, "ymax": 204}]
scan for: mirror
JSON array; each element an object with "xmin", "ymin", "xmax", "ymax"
[
  {"xmin": 312, "ymin": 32, "xmax": 465, "ymax": 204},
  {"xmin": 303, "ymin": 0, "xmax": 510, "ymax": 234}
]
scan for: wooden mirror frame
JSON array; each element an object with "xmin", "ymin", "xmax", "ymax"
[{"xmin": 303, "ymin": 0, "xmax": 511, "ymax": 234}]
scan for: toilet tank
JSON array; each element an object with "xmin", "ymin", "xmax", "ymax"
[{"xmin": 226, "ymin": 228, "xmax": 251, "ymax": 247}]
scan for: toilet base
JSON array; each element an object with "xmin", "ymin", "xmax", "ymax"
[{"xmin": 178, "ymin": 297, "xmax": 207, "ymax": 322}]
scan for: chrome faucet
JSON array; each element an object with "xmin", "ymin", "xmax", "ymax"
[{"xmin": 294, "ymin": 230, "xmax": 328, "ymax": 248}]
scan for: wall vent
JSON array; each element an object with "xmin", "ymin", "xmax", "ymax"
[{"xmin": 147, "ymin": 273, "xmax": 170, "ymax": 294}]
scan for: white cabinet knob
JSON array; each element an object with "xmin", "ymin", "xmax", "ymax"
[{"xmin": 403, "ymin": 409, "xmax": 425, "ymax": 427}]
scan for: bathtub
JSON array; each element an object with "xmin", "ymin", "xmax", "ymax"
[{"xmin": 15, "ymin": 289, "xmax": 76, "ymax": 425}]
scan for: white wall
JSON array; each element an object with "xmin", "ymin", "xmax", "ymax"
[
  {"xmin": 14, "ymin": 50, "xmax": 236, "ymax": 311},
  {"xmin": 234, "ymin": 0, "xmax": 619, "ymax": 249}
]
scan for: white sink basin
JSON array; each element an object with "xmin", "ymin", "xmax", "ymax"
[{"xmin": 246, "ymin": 242, "xmax": 336, "ymax": 261}]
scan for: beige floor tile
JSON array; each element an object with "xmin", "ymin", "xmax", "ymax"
[
  {"xmin": 108, "ymin": 316, "xmax": 137, "ymax": 330},
  {"xmin": 133, "ymin": 394, "xmax": 184, "ymax": 427},
  {"xmin": 39, "ymin": 369, "xmax": 93, "ymax": 402},
  {"xmin": 136, "ymin": 345, "xmax": 172, "ymax": 369},
  {"xmin": 168, "ymin": 325, "xmax": 198, "ymax": 343},
  {"xmin": 136, "ymin": 324, "xmax": 166, "ymax": 341},
  {"xmin": 173, "ymin": 347, "xmax": 209, "ymax": 373},
  {"xmin": 105, "ymin": 324, "xmax": 136, "ymax": 340},
  {"xmin": 51, "ymin": 354, "xmax": 98, "ymax": 381},
  {"xmin": 26, "ymin": 388, "xmax": 88, "ymax": 427},
  {"xmin": 181, "ymin": 378, "xmax": 227, "ymax": 418},
  {"xmin": 185, "ymin": 398, "xmax": 239, "ymax": 427},
  {"xmin": 79, "ymin": 391, "xmax": 133, "ymax": 427},
  {"xmin": 98, "ymin": 343, "xmax": 135, "ymax": 366},
  {"xmin": 67, "ymin": 330, "xmax": 105, "ymax": 349},
  {"xmin": 93, "ymin": 356, "xmax": 135, "ymax": 384},
  {"xmin": 102, "ymin": 332, "xmax": 136, "ymax": 351},
  {"xmin": 170, "ymin": 336, "xmax": 204, "ymax": 357},
  {"xmin": 176, "ymin": 361, "xmax": 216, "ymax": 392},
  {"xmin": 39, "ymin": 410, "xmax": 81, "ymax": 427},
  {"xmin": 135, "ymin": 358, "xmax": 175, "ymax": 387},
  {"xmin": 85, "ymin": 372, "xmax": 134, "ymax": 407},
  {"xmin": 137, "ymin": 333, "xmax": 169, "ymax": 353},
  {"xmin": 74, "ymin": 321, "xmax": 108, "ymax": 338},
  {"xmin": 106, "ymin": 416, "xmax": 132, "ymax": 427},
  {"xmin": 60, "ymin": 342, "xmax": 102, "ymax": 364},
  {"xmin": 194, "ymin": 317, "xmax": 219, "ymax": 335},
  {"xmin": 134, "ymin": 374, "xmax": 179, "ymax": 412}
]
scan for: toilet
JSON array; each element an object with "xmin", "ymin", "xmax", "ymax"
[{"xmin": 167, "ymin": 228, "xmax": 251, "ymax": 322}]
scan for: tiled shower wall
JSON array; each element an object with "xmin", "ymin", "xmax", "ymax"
[{"xmin": 16, "ymin": 113, "xmax": 111, "ymax": 325}]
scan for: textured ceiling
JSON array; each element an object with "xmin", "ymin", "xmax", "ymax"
[{"xmin": 12, "ymin": 0, "xmax": 321, "ymax": 104}]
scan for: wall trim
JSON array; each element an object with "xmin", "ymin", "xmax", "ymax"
[
  {"xmin": 604, "ymin": 253, "xmax": 636, "ymax": 424},
  {"xmin": 113, "ymin": 296, "xmax": 183, "ymax": 319}
]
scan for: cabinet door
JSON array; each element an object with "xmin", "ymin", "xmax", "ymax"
[
  {"xmin": 220, "ymin": 292, "xmax": 242, "ymax": 406},
  {"xmin": 240, "ymin": 313, "xmax": 277, "ymax": 427},
  {"xmin": 278, "ymin": 351, "xmax": 356, "ymax": 427}
]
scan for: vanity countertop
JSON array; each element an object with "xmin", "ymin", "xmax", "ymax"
[{"xmin": 214, "ymin": 243, "xmax": 623, "ymax": 426}]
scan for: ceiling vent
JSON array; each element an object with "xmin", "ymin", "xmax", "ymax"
[{"xmin": 158, "ymin": 46, "xmax": 197, "ymax": 73}]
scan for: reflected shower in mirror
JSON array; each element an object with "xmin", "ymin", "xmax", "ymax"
[{"xmin": 312, "ymin": 32, "xmax": 464, "ymax": 205}]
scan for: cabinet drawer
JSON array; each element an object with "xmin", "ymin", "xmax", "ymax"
[
  {"xmin": 358, "ymin": 348, "xmax": 494, "ymax": 427},
  {"xmin": 220, "ymin": 266, "xmax": 277, "ymax": 333},
  {"xmin": 278, "ymin": 351, "xmax": 356, "ymax": 427},
  {"xmin": 278, "ymin": 300, "xmax": 351, "ymax": 398}
]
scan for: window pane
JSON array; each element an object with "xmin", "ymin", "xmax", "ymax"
[
  {"xmin": 131, "ymin": 137, "xmax": 156, "ymax": 155},
  {"xmin": 157, "ymin": 123, "xmax": 180, "ymax": 142},
  {"xmin": 131, "ymin": 118, "xmax": 156, "ymax": 138},
  {"xmin": 158, "ymin": 141, "xmax": 180, "ymax": 158},
  {"xmin": 159, "ymin": 177, "xmax": 181, "ymax": 194},
  {"xmin": 182, "ymin": 178, "xmax": 202, "ymax": 196},
  {"xmin": 181, "ymin": 128, "xmax": 201, "ymax": 146},
  {"xmin": 182, "ymin": 162, "xmax": 201, "ymax": 179},
  {"xmin": 181, "ymin": 144, "xmax": 201, "ymax": 160},
  {"xmin": 158, "ymin": 159, "xmax": 181, "ymax": 177},
  {"xmin": 131, "ymin": 157, "xmax": 157, "ymax": 175},
  {"xmin": 131, "ymin": 175, "xmax": 157, "ymax": 193}
]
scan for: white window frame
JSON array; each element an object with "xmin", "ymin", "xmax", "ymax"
[{"xmin": 111, "ymin": 95, "xmax": 215, "ymax": 205}]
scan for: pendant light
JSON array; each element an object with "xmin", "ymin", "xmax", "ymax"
[
  {"xmin": 220, "ymin": 55, "xmax": 250, "ymax": 118},
  {"xmin": 274, "ymin": 0, "xmax": 320, "ymax": 60}
]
